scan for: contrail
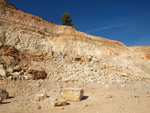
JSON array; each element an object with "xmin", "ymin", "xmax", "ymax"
[{"xmin": 86, "ymin": 24, "xmax": 125, "ymax": 33}]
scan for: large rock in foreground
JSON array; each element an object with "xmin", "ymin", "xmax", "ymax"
[{"xmin": 62, "ymin": 88, "xmax": 84, "ymax": 101}]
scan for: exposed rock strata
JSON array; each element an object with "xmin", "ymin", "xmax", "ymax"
[{"xmin": 0, "ymin": 0, "xmax": 150, "ymax": 84}]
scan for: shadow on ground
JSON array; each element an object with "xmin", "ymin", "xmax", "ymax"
[{"xmin": 81, "ymin": 96, "xmax": 89, "ymax": 101}]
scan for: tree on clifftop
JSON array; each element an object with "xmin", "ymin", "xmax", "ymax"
[{"xmin": 61, "ymin": 13, "xmax": 73, "ymax": 26}]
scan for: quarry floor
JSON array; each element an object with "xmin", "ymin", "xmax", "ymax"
[{"xmin": 0, "ymin": 80, "xmax": 150, "ymax": 113}]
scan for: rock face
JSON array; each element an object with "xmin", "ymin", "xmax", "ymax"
[
  {"xmin": 0, "ymin": 0, "xmax": 130, "ymax": 60},
  {"xmin": 0, "ymin": 1, "xmax": 150, "ymax": 84},
  {"xmin": 62, "ymin": 88, "xmax": 84, "ymax": 101},
  {"xmin": 130, "ymin": 46, "xmax": 150, "ymax": 60}
]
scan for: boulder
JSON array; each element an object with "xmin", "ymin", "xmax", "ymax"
[
  {"xmin": 50, "ymin": 98, "xmax": 68, "ymax": 107},
  {"xmin": 0, "ymin": 89, "xmax": 9, "ymax": 99},
  {"xmin": 61, "ymin": 88, "xmax": 84, "ymax": 101}
]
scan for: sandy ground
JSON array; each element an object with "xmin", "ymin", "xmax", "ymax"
[{"xmin": 0, "ymin": 80, "xmax": 150, "ymax": 113}]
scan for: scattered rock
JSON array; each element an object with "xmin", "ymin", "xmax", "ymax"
[
  {"xmin": 35, "ymin": 94, "xmax": 49, "ymax": 101},
  {"xmin": 0, "ymin": 65, "xmax": 4, "ymax": 69},
  {"xmin": 12, "ymin": 75, "xmax": 19, "ymax": 81},
  {"xmin": 134, "ymin": 96, "xmax": 139, "ymax": 98},
  {"xmin": 105, "ymin": 85, "xmax": 110, "ymax": 89},
  {"xmin": 50, "ymin": 98, "xmax": 68, "ymax": 107},
  {"xmin": 7, "ymin": 76, "xmax": 13, "ymax": 80},
  {"xmin": 28, "ymin": 69, "xmax": 47, "ymax": 80},
  {"xmin": 0, "ymin": 65, "xmax": 10, "ymax": 77},
  {"xmin": 0, "ymin": 89, "xmax": 9, "ymax": 99},
  {"xmin": 7, "ymin": 68, "xmax": 14, "ymax": 73},
  {"xmin": 13, "ymin": 65, "xmax": 22, "ymax": 72},
  {"xmin": 37, "ymin": 104, "xmax": 42, "ymax": 109},
  {"xmin": 13, "ymin": 72, "xmax": 20, "ymax": 76},
  {"xmin": 24, "ymin": 74, "xmax": 34, "ymax": 80},
  {"xmin": 62, "ymin": 88, "xmax": 84, "ymax": 101},
  {"xmin": 0, "ymin": 68, "xmax": 7, "ymax": 77},
  {"xmin": 84, "ymin": 104, "xmax": 89, "ymax": 108},
  {"xmin": 106, "ymin": 95, "xmax": 113, "ymax": 98},
  {"xmin": 121, "ymin": 73, "xmax": 127, "ymax": 77},
  {"xmin": 19, "ymin": 70, "xmax": 24, "ymax": 75}
]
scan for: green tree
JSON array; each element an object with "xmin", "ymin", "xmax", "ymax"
[{"xmin": 61, "ymin": 13, "xmax": 73, "ymax": 26}]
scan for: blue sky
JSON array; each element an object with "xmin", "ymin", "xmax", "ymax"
[{"xmin": 7, "ymin": 0, "xmax": 150, "ymax": 46}]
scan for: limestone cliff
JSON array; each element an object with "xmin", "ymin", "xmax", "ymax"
[{"xmin": 0, "ymin": 0, "xmax": 150, "ymax": 83}]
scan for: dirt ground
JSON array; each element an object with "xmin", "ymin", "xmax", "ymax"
[{"xmin": 0, "ymin": 80, "xmax": 150, "ymax": 113}]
